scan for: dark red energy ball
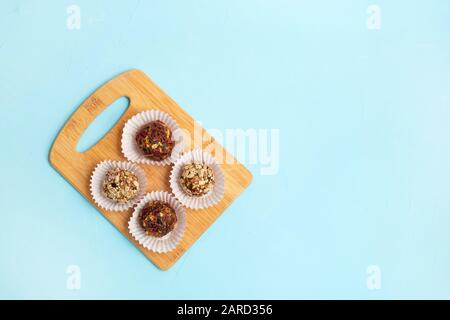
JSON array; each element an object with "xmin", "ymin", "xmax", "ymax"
[
  {"xmin": 139, "ymin": 200, "xmax": 177, "ymax": 237},
  {"xmin": 135, "ymin": 120, "xmax": 175, "ymax": 161}
]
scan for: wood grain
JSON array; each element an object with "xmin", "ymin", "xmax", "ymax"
[{"xmin": 49, "ymin": 69, "xmax": 253, "ymax": 270}]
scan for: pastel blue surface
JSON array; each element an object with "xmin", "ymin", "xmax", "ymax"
[{"xmin": 1, "ymin": 0, "xmax": 450, "ymax": 299}]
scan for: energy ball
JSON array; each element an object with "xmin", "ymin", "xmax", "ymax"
[
  {"xmin": 135, "ymin": 120, "xmax": 175, "ymax": 161},
  {"xmin": 102, "ymin": 168, "xmax": 139, "ymax": 203},
  {"xmin": 179, "ymin": 163, "xmax": 215, "ymax": 197},
  {"xmin": 139, "ymin": 200, "xmax": 177, "ymax": 237}
]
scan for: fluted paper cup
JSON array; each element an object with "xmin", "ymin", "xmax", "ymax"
[
  {"xmin": 121, "ymin": 110, "xmax": 185, "ymax": 166},
  {"xmin": 170, "ymin": 149, "xmax": 225, "ymax": 210},
  {"xmin": 128, "ymin": 191, "xmax": 186, "ymax": 253},
  {"xmin": 90, "ymin": 160, "xmax": 147, "ymax": 212}
]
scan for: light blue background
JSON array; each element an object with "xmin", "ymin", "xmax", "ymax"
[{"xmin": 1, "ymin": 0, "xmax": 450, "ymax": 299}]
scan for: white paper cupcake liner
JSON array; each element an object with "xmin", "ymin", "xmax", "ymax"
[
  {"xmin": 90, "ymin": 160, "xmax": 148, "ymax": 212},
  {"xmin": 121, "ymin": 110, "xmax": 185, "ymax": 166},
  {"xmin": 128, "ymin": 191, "xmax": 186, "ymax": 253},
  {"xmin": 170, "ymin": 149, "xmax": 225, "ymax": 210}
]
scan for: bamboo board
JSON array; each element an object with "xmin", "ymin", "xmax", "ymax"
[{"xmin": 49, "ymin": 69, "xmax": 253, "ymax": 270}]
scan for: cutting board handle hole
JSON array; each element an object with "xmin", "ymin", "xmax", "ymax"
[{"xmin": 76, "ymin": 96, "xmax": 129, "ymax": 152}]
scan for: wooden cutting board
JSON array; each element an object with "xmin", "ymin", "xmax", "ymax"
[{"xmin": 49, "ymin": 69, "xmax": 253, "ymax": 270}]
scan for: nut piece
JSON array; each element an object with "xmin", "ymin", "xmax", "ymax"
[
  {"xmin": 139, "ymin": 200, "xmax": 177, "ymax": 237},
  {"xmin": 102, "ymin": 168, "xmax": 139, "ymax": 203},
  {"xmin": 178, "ymin": 163, "xmax": 215, "ymax": 197},
  {"xmin": 135, "ymin": 120, "xmax": 175, "ymax": 161}
]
